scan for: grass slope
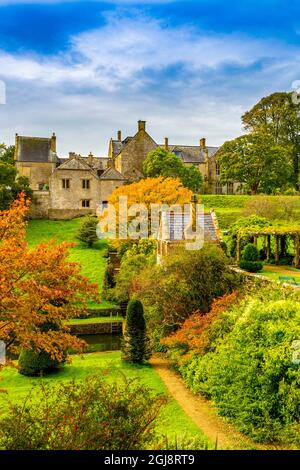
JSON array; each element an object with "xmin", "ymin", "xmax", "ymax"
[
  {"xmin": 0, "ymin": 352, "xmax": 211, "ymax": 448},
  {"xmin": 201, "ymin": 195, "xmax": 300, "ymax": 229},
  {"xmin": 26, "ymin": 219, "xmax": 116, "ymax": 309}
]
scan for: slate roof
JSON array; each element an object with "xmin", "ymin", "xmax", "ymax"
[
  {"xmin": 160, "ymin": 210, "xmax": 219, "ymax": 242},
  {"xmin": 159, "ymin": 145, "xmax": 219, "ymax": 164},
  {"xmin": 17, "ymin": 136, "xmax": 54, "ymax": 163},
  {"xmin": 111, "ymin": 137, "xmax": 133, "ymax": 158},
  {"xmin": 56, "ymin": 156, "xmax": 108, "ymax": 170},
  {"xmin": 100, "ymin": 167, "xmax": 126, "ymax": 181},
  {"xmin": 56, "ymin": 157, "xmax": 92, "ymax": 171}
]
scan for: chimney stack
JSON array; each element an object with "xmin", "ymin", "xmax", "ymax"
[
  {"xmin": 200, "ymin": 137, "xmax": 206, "ymax": 150},
  {"xmin": 138, "ymin": 120, "xmax": 146, "ymax": 132},
  {"xmin": 117, "ymin": 130, "xmax": 122, "ymax": 141},
  {"xmin": 88, "ymin": 152, "xmax": 93, "ymax": 165},
  {"xmin": 14, "ymin": 133, "xmax": 19, "ymax": 161},
  {"xmin": 69, "ymin": 152, "xmax": 76, "ymax": 160},
  {"xmin": 51, "ymin": 132, "xmax": 56, "ymax": 153},
  {"xmin": 164, "ymin": 137, "xmax": 169, "ymax": 151}
]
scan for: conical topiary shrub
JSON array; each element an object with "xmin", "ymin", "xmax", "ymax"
[
  {"xmin": 121, "ymin": 299, "xmax": 151, "ymax": 364},
  {"xmin": 75, "ymin": 215, "xmax": 98, "ymax": 247}
]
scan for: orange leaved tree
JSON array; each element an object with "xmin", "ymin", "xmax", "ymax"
[
  {"xmin": 99, "ymin": 177, "xmax": 193, "ymax": 241},
  {"xmin": 108, "ymin": 176, "xmax": 193, "ymax": 208},
  {"xmin": 0, "ymin": 194, "xmax": 99, "ymax": 372}
]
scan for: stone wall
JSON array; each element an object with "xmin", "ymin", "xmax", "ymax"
[
  {"xmin": 69, "ymin": 321, "xmax": 123, "ymax": 335},
  {"xmin": 16, "ymin": 161, "xmax": 55, "ymax": 191},
  {"xmin": 100, "ymin": 179, "xmax": 123, "ymax": 203},
  {"xmin": 29, "ymin": 191, "xmax": 50, "ymax": 219},
  {"xmin": 50, "ymin": 168, "xmax": 101, "ymax": 211},
  {"xmin": 48, "ymin": 208, "xmax": 94, "ymax": 220},
  {"xmin": 114, "ymin": 127, "xmax": 157, "ymax": 181}
]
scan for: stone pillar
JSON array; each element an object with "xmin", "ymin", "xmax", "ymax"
[
  {"xmin": 294, "ymin": 234, "xmax": 300, "ymax": 268},
  {"xmin": 280, "ymin": 235, "xmax": 286, "ymax": 258},
  {"xmin": 275, "ymin": 235, "xmax": 280, "ymax": 265},
  {"xmin": 266, "ymin": 235, "xmax": 271, "ymax": 262},
  {"xmin": 237, "ymin": 236, "xmax": 241, "ymax": 263}
]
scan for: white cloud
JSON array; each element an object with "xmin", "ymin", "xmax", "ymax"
[
  {"xmin": 0, "ymin": 10, "xmax": 298, "ymax": 154},
  {"xmin": 0, "ymin": 14, "xmax": 296, "ymax": 91}
]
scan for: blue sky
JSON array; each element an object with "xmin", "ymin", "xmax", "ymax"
[{"xmin": 0, "ymin": 0, "xmax": 299, "ymax": 155}]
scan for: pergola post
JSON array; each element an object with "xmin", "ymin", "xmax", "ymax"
[
  {"xmin": 275, "ymin": 235, "xmax": 280, "ymax": 265},
  {"xmin": 294, "ymin": 234, "xmax": 300, "ymax": 268},
  {"xmin": 280, "ymin": 235, "xmax": 286, "ymax": 258},
  {"xmin": 266, "ymin": 235, "xmax": 271, "ymax": 262},
  {"xmin": 253, "ymin": 235, "xmax": 258, "ymax": 246},
  {"xmin": 237, "ymin": 235, "xmax": 241, "ymax": 264}
]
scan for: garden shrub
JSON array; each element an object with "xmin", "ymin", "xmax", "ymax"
[
  {"xmin": 239, "ymin": 243, "xmax": 263, "ymax": 272},
  {"xmin": 103, "ymin": 263, "xmax": 116, "ymax": 293},
  {"xmin": 75, "ymin": 215, "xmax": 98, "ymax": 247},
  {"xmin": 178, "ymin": 288, "xmax": 300, "ymax": 444},
  {"xmin": 18, "ymin": 349, "xmax": 62, "ymax": 376},
  {"xmin": 239, "ymin": 260, "xmax": 263, "ymax": 272},
  {"xmin": 0, "ymin": 376, "xmax": 167, "ymax": 450},
  {"xmin": 109, "ymin": 252, "xmax": 156, "ymax": 303},
  {"xmin": 122, "ymin": 300, "xmax": 151, "ymax": 364},
  {"xmin": 132, "ymin": 244, "xmax": 241, "ymax": 348}
]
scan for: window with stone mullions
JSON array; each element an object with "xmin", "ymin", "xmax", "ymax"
[
  {"xmin": 62, "ymin": 179, "xmax": 70, "ymax": 189},
  {"xmin": 82, "ymin": 179, "xmax": 90, "ymax": 189}
]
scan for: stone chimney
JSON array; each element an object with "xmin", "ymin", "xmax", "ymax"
[
  {"xmin": 200, "ymin": 137, "xmax": 206, "ymax": 150},
  {"xmin": 14, "ymin": 133, "xmax": 19, "ymax": 161},
  {"xmin": 164, "ymin": 137, "xmax": 169, "ymax": 151},
  {"xmin": 138, "ymin": 120, "xmax": 146, "ymax": 132},
  {"xmin": 51, "ymin": 132, "xmax": 56, "ymax": 153},
  {"xmin": 88, "ymin": 152, "xmax": 93, "ymax": 166},
  {"xmin": 69, "ymin": 152, "xmax": 76, "ymax": 160},
  {"xmin": 117, "ymin": 130, "xmax": 122, "ymax": 141}
]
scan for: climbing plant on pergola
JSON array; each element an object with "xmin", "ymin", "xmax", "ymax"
[{"xmin": 236, "ymin": 226, "xmax": 300, "ymax": 268}]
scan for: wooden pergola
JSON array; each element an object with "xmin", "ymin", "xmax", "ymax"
[{"xmin": 236, "ymin": 226, "xmax": 300, "ymax": 268}]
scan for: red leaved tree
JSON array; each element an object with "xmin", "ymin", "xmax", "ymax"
[{"xmin": 0, "ymin": 194, "xmax": 99, "ymax": 363}]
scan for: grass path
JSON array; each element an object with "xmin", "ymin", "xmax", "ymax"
[
  {"xmin": 151, "ymin": 357, "xmax": 289, "ymax": 450},
  {"xmin": 262, "ymin": 264, "xmax": 300, "ymax": 281}
]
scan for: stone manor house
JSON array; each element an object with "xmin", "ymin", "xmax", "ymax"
[{"xmin": 15, "ymin": 120, "xmax": 240, "ymax": 219}]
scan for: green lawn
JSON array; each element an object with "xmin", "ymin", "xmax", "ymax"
[
  {"xmin": 260, "ymin": 265, "xmax": 300, "ymax": 283},
  {"xmin": 66, "ymin": 316, "xmax": 124, "ymax": 324},
  {"xmin": 201, "ymin": 195, "xmax": 300, "ymax": 230},
  {"xmin": 26, "ymin": 219, "xmax": 117, "ymax": 309},
  {"xmin": 0, "ymin": 352, "xmax": 211, "ymax": 448}
]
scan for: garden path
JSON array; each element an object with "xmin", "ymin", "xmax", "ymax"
[{"xmin": 151, "ymin": 357, "xmax": 287, "ymax": 450}]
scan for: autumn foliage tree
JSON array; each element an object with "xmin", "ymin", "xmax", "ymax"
[
  {"xmin": 108, "ymin": 176, "xmax": 193, "ymax": 207},
  {"xmin": 0, "ymin": 194, "xmax": 99, "ymax": 371},
  {"xmin": 99, "ymin": 177, "xmax": 193, "ymax": 239},
  {"xmin": 162, "ymin": 292, "xmax": 239, "ymax": 357}
]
